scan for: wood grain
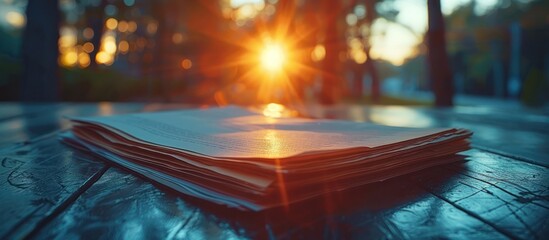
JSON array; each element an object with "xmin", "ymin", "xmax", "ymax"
[
  {"xmin": 0, "ymin": 103, "xmax": 547, "ymax": 239},
  {"xmin": 0, "ymin": 137, "xmax": 106, "ymax": 239}
]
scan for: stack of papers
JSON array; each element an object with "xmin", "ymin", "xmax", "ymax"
[{"xmin": 61, "ymin": 106, "xmax": 471, "ymax": 211}]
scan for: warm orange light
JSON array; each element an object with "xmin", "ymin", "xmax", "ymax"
[
  {"xmin": 260, "ymin": 43, "xmax": 285, "ymax": 72},
  {"xmin": 99, "ymin": 102, "xmax": 113, "ymax": 115},
  {"xmin": 172, "ymin": 33, "xmax": 184, "ymax": 44},
  {"xmin": 101, "ymin": 36, "xmax": 116, "ymax": 54},
  {"xmin": 311, "ymin": 44, "xmax": 326, "ymax": 62},
  {"xmin": 96, "ymin": 51, "xmax": 111, "ymax": 64},
  {"xmin": 262, "ymin": 103, "xmax": 285, "ymax": 118},
  {"xmin": 105, "ymin": 18, "xmax": 118, "ymax": 30},
  {"xmin": 181, "ymin": 59, "xmax": 192, "ymax": 70},
  {"xmin": 78, "ymin": 52, "xmax": 90, "ymax": 68},
  {"xmin": 62, "ymin": 49, "xmax": 78, "ymax": 66},
  {"xmin": 234, "ymin": 36, "xmax": 303, "ymax": 104},
  {"xmin": 59, "ymin": 34, "xmax": 77, "ymax": 48},
  {"xmin": 118, "ymin": 20, "xmax": 129, "ymax": 32},
  {"xmin": 83, "ymin": 28, "xmax": 94, "ymax": 39},
  {"xmin": 351, "ymin": 49, "xmax": 367, "ymax": 64},
  {"xmin": 146, "ymin": 22, "xmax": 158, "ymax": 34},
  {"xmin": 202, "ymin": 4, "xmax": 321, "ymax": 106},
  {"xmin": 82, "ymin": 42, "xmax": 94, "ymax": 53},
  {"xmin": 127, "ymin": 21, "xmax": 137, "ymax": 32},
  {"xmin": 118, "ymin": 40, "xmax": 129, "ymax": 53}
]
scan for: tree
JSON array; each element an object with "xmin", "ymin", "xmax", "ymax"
[
  {"xmin": 427, "ymin": 0, "xmax": 453, "ymax": 106},
  {"xmin": 364, "ymin": 0, "xmax": 381, "ymax": 103},
  {"xmin": 83, "ymin": 0, "xmax": 107, "ymax": 68},
  {"xmin": 318, "ymin": 0, "xmax": 346, "ymax": 104},
  {"xmin": 317, "ymin": 0, "xmax": 382, "ymax": 104},
  {"xmin": 21, "ymin": 0, "xmax": 60, "ymax": 101}
]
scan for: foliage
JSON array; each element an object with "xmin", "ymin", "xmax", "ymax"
[{"xmin": 60, "ymin": 67, "xmax": 185, "ymax": 101}]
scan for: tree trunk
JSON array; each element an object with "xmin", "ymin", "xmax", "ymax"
[
  {"xmin": 21, "ymin": 0, "xmax": 60, "ymax": 101},
  {"xmin": 353, "ymin": 63, "xmax": 363, "ymax": 99},
  {"xmin": 364, "ymin": 0, "xmax": 381, "ymax": 104},
  {"xmin": 427, "ymin": 0, "xmax": 453, "ymax": 107},
  {"xmin": 87, "ymin": 0, "xmax": 107, "ymax": 68},
  {"xmin": 319, "ymin": 0, "xmax": 343, "ymax": 104},
  {"xmin": 365, "ymin": 46, "xmax": 380, "ymax": 103}
]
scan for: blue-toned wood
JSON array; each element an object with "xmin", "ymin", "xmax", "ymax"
[
  {"xmin": 0, "ymin": 136, "xmax": 107, "ymax": 239},
  {"xmin": 0, "ymin": 103, "xmax": 547, "ymax": 239}
]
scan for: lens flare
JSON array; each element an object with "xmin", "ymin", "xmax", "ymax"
[
  {"xmin": 187, "ymin": 2, "xmax": 324, "ymax": 106},
  {"xmin": 260, "ymin": 43, "xmax": 285, "ymax": 72}
]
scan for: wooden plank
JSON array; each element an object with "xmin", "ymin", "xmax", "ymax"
[
  {"xmin": 0, "ymin": 103, "xmax": 66, "ymax": 147},
  {"xmin": 0, "ymin": 103, "xmax": 145, "ymax": 147},
  {"xmin": 415, "ymin": 149, "xmax": 549, "ymax": 239},
  {"xmin": 34, "ymin": 156, "xmax": 508, "ymax": 239},
  {"xmin": 427, "ymin": 108, "xmax": 549, "ymax": 167},
  {"xmin": 0, "ymin": 135, "xmax": 107, "ymax": 239},
  {"xmin": 2, "ymin": 103, "xmax": 547, "ymax": 238},
  {"xmin": 31, "ymin": 168, "xmax": 243, "ymax": 239},
  {"xmin": 0, "ymin": 103, "xmax": 24, "ymax": 120},
  {"xmin": 0, "ymin": 103, "xmax": 63, "ymax": 122},
  {"xmin": 0, "ymin": 103, "xmax": 198, "ymax": 238}
]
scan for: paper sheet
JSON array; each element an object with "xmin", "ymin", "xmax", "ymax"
[{"xmin": 72, "ymin": 106, "xmax": 453, "ymax": 159}]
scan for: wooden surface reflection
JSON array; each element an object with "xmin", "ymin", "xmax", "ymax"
[{"xmin": 0, "ymin": 103, "xmax": 548, "ymax": 239}]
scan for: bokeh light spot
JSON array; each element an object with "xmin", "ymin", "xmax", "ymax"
[
  {"xmin": 118, "ymin": 20, "xmax": 129, "ymax": 32},
  {"xmin": 83, "ymin": 27, "xmax": 94, "ymax": 39},
  {"xmin": 106, "ymin": 18, "xmax": 118, "ymax": 30},
  {"xmin": 172, "ymin": 33, "xmax": 184, "ymax": 44},
  {"xmin": 181, "ymin": 59, "xmax": 192, "ymax": 69},
  {"xmin": 147, "ymin": 22, "xmax": 158, "ymax": 34},
  {"xmin": 311, "ymin": 44, "xmax": 326, "ymax": 62},
  {"xmin": 127, "ymin": 21, "xmax": 137, "ymax": 32},
  {"xmin": 5, "ymin": 11, "xmax": 26, "ymax": 28},
  {"xmin": 96, "ymin": 51, "xmax": 111, "ymax": 64},
  {"xmin": 78, "ymin": 52, "xmax": 90, "ymax": 68},
  {"xmin": 118, "ymin": 40, "xmax": 129, "ymax": 54},
  {"xmin": 82, "ymin": 42, "xmax": 94, "ymax": 53}
]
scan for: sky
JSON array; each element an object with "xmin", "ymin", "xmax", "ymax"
[{"xmin": 371, "ymin": 0, "xmax": 512, "ymax": 65}]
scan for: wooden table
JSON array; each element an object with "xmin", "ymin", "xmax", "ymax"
[{"xmin": 1, "ymin": 102, "xmax": 548, "ymax": 239}]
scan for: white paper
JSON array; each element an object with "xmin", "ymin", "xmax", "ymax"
[{"xmin": 72, "ymin": 106, "xmax": 453, "ymax": 159}]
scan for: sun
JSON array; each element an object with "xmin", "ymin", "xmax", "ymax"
[
  {"xmin": 188, "ymin": 2, "xmax": 326, "ymax": 106},
  {"xmin": 260, "ymin": 43, "xmax": 286, "ymax": 72}
]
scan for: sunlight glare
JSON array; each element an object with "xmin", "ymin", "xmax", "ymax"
[
  {"xmin": 260, "ymin": 43, "xmax": 285, "ymax": 72},
  {"xmin": 370, "ymin": 18, "xmax": 420, "ymax": 66},
  {"xmin": 262, "ymin": 103, "xmax": 285, "ymax": 118}
]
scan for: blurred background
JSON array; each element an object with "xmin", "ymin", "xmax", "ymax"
[{"xmin": 0, "ymin": 0, "xmax": 547, "ymax": 107}]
